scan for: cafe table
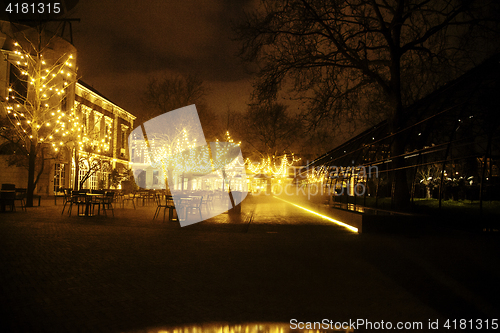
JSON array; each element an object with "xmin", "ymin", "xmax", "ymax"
[
  {"xmin": 76, "ymin": 192, "xmax": 105, "ymax": 217},
  {"xmin": 0, "ymin": 190, "xmax": 16, "ymax": 212}
]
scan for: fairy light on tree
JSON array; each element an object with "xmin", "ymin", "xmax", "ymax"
[
  {"xmin": 245, "ymin": 153, "xmax": 300, "ymax": 178},
  {"xmin": 0, "ymin": 25, "xmax": 77, "ymax": 206},
  {"xmin": 130, "ymin": 127, "xmax": 245, "ymax": 192},
  {"xmin": 130, "ymin": 126, "xmax": 204, "ymax": 190},
  {"xmin": 245, "ymin": 153, "xmax": 300, "ymax": 194}
]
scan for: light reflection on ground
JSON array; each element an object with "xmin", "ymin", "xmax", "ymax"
[{"xmin": 133, "ymin": 322, "xmax": 353, "ymax": 333}]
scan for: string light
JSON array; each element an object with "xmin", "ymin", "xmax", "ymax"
[
  {"xmin": 2, "ymin": 40, "xmax": 77, "ymax": 154},
  {"xmin": 245, "ymin": 153, "xmax": 300, "ymax": 179},
  {"xmin": 129, "ymin": 130, "xmax": 246, "ymax": 189}
]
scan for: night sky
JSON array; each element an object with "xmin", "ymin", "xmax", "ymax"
[{"xmin": 68, "ymin": 0, "xmax": 254, "ymax": 121}]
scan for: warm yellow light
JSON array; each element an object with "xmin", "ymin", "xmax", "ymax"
[{"xmin": 275, "ymin": 197, "xmax": 359, "ymax": 233}]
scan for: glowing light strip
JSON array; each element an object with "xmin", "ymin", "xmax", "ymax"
[{"xmin": 275, "ymin": 197, "xmax": 359, "ymax": 233}]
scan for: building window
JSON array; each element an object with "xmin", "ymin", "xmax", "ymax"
[
  {"xmin": 81, "ymin": 106, "xmax": 91, "ymax": 133},
  {"xmin": 153, "ymin": 170, "xmax": 159, "ymax": 185},
  {"xmin": 94, "ymin": 112, "xmax": 102, "ymax": 141},
  {"xmin": 104, "ymin": 117, "xmax": 112, "ymax": 139},
  {"xmin": 54, "ymin": 163, "xmax": 65, "ymax": 193},
  {"xmin": 90, "ymin": 172, "xmax": 97, "ymax": 190},
  {"xmin": 121, "ymin": 130, "xmax": 126, "ymax": 149},
  {"xmin": 120, "ymin": 124, "xmax": 130, "ymax": 157},
  {"xmin": 78, "ymin": 165, "xmax": 88, "ymax": 189}
]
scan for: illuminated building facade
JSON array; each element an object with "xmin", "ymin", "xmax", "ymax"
[
  {"xmin": 0, "ymin": 21, "xmax": 135, "ymax": 194},
  {"xmin": 66, "ymin": 81, "xmax": 135, "ymax": 191}
]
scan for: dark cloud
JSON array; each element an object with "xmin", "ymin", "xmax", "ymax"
[{"xmin": 67, "ymin": 0, "xmax": 253, "ymax": 117}]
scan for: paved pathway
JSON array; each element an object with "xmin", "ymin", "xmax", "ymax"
[{"xmin": 0, "ymin": 195, "xmax": 499, "ymax": 332}]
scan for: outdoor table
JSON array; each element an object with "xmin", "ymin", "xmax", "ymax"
[
  {"xmin": 0, "ymin": 190, "xmax": 16, "ymax": 212},
  {"xmin": 174, "ymin": 196, "xmax": 204, "ymax": 222},
  {"xmin": 172, "ymin": 197, "xmax": 191, "ymax": 221},
  {"xmin": 84, "ymin": 193, "xmax": 105, "ymax": 216}
]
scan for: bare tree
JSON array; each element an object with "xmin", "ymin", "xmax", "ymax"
[
  {"xmin": 235, "ymin": 0, "xmax": 500, "ymax": 207},
  {"xmin": 140, "ymin": 73, "xmax": 219, "ymax": 141},
  {"xmin": 243, "ymin": 101, "xmax": 302, "ymax": 160},
  {"xmin": 417, "ymin": 164, "xmax": 441, "ymax": 199}
]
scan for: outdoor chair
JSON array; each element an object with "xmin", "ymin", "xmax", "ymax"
[
  {"xmin": 60, "ymin": 189, "xmax": 73, "ymax": 215},
  {"xmin": 89, "ymin": 190, "xmax": 106, "ymax": 215},
  {"xmin": 14, "ymin": 188, "xmax": 27, "ymax": 211},
  {"xmin": 101, "ymin": 191, "xmax": 115, "ymax": 217},
  {"xmin": 153, "ymin": 194, "xmax": 177, "ymax": 222},
  {"xmin": 121, "ymin": 191, "xmax": 136, "ymax": 209},
  {"xmin": 201, "ymin": 193, "xmax": 213, "ymax": 210},
  {"xmin": 54, "ymin": 187, "xmax": 70, "ymax": 205},
  {"xmin": 137, "ymin": 191, "xmax": 153, "ymax": 206},
  {"xmin": 186, "ymin": 195, "xmax": 203, "ymax": 220}
]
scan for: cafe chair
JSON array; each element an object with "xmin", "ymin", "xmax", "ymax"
[
  {"xmin": 153, "ymin": 194, "xmax": 177, "ymax": 222},
  {"xmin": 101, "ymin": 192, "xmax": 115, "ymax": 217},
  {"xmin": 68, "ymin": 191, "xmax": 87, "ymax": 216},
  {"xmin": 201, "ymin": 193, "xmax": 213, "ymax": 210},
  {"xmin": 60, "ymin": 189, "xmax": 73, "ymax": 215},
  {"xmin": 121, "ymin": 191, "xmax": 136, "ymax": 209},
  {"xmin": 15, "ymin": 188, "xmax": 27, "ymax": 211},
  {"xmin": 89, "ymin": 190, "xmax": 106, "ymax": 216},
  {"xmin": 186, "ymin": 195, "xmax": 203, "ymax": 220}
]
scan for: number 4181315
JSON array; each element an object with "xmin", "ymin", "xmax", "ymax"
[
  {"xmin": 444, "ymin": 319, "xmax": 498, "ymax": 330},
  {"xmin": 5, "ymin": 3, "xmax": 61, "ymax": 14}
]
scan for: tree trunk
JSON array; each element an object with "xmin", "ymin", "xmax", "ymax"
[
  {"xmin": 389, "ymin": 48, "xmax": 410, "ymax": 209},
  {"xmin": 26, "ymin": 140, "xmax": 37, "ymax": 207},
  {"xmin": 73, "ymin": 148, "xmax": 79, "ymax": 190}
]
